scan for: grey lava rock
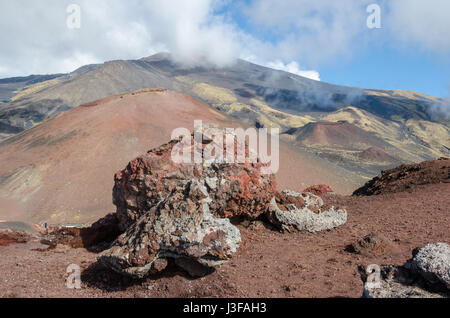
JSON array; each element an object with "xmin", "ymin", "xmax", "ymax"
[
  {"xmin": 362, "ymin": 265, "xmax": 446, "ymax": 298},
  {"xmin": 409, "ymin": 242, "xmax": 450, "ymax": 289},
  {"xmin": 99, "ymin": 179, "xmax": 241, "ymax": 278},
  {"xmin": 362, "ymin": 243, "xmax": 450, "ymax": 298},
  {"xmin": 266, "ymin": 190, "xmax": 347, "ymax": 233}
]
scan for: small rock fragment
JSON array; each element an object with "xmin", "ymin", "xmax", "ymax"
[{"xmin": 266, "ymin": 190, "xmax": 347, "ymax": 233}]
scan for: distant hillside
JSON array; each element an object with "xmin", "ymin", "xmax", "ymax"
[
  {"xmin": 0, "ymin": 74, "xmax": 64, "ymax": 103},
  {"xmin": 0, "ymin": 53, "xmax": 448, "ymax": 178},
  {"xmin": 1, "ymin": 53, "xmax": 447, "ymax": 135},
  {"xmin": 358, "ymin": 147, "xmax": 396, "ymax": 163},
  {"xmin": 0, "ymin": 89, "xmax": 360, "ymax": 224},
  {"xmin": 292, "ymin": 121, "xmax": 390, "ymax": 150}
]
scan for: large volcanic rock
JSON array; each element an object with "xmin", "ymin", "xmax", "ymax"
[
  {"xmin": 100, "ymin": 125, "xmax": 276, "ymax": 277},
  {"xmin": 99, "ymin": 180, "xmax": 241, "ymax": 278},
  {"xmin": 0, "ymin": 229, "xmax": 32, "ymax": 247},
  {"xmin": 113, "ymin": 125, "xmax": 276, "ymax": 231}
]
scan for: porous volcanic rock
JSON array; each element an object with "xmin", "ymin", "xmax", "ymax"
[
  {"xmin": 353, "ymin": 158, "xmax": 450, "ymax": 196},
  {"xmin": 362, "ymin": 265, "xmax": 446, "ymax": 298},
  {"xmin": 99, "ymin": 179, "xmax": 241, "ymax": 278},
  {"xmin": 266, "ymin": 190, "xmax": 347, "ymax": 233},
  {"xmin": 408, "ymin": 243, "xmax": 450, "ymax": 289},
  {"xmin": 113, "ymin": 125, "xmax": 276, "ymax": 231},
  {"xmin": 302, "ymin": 184, "xmax": 334, "ymax": 196},
  {"xmin": 362, "ymin": 243, "xmax": 450, "ymax": 298}
]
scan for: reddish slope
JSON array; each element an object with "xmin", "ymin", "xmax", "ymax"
[
  {"xmin": 358, "ymin": 146, "xmax": 396, "ymax": 163},
  {"xmin": 294, "ymin": 121, "xmax": 391, "ymax": 150},
  {"xmin": 354, "ymin": 157, "xmax": 450, "ymax": 195},
  {"xmin": 0, "ymin": 89, "xmax": 359, "ymax": 224}
]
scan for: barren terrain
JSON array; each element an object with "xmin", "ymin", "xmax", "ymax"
[
  {"xmin": 1, "ymin": 182, "xmax": 448, "ymax": 298},
  {"xmin": 0, "ymin": 89, "xmax": 360, "ymax": 225}
]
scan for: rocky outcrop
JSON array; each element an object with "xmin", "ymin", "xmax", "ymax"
[
  {"xmin": 266, "ymin": 190, "xmax": 347, "ymax": 233},
  {"xmin": 354, "ymin": 158, "xmax": 450, "ymax": 196},
  {"xmin": 100, "ymin": 126, "xmax": 277, "ymax": 277},
  {"xmin": 99, "ymin": 125, "xmax": 347, "ymax": 278},
  {"xmin": 99, "ymin": 180, "xmax": 241, "ymax": 278},
  {"xmin": 362, "ymin": 265, "xmax": 446, "ymax": 298},
  {"xmin": 0, "ymin": 229, "xmax": 32, "ymax": 247},
  {"xmin": 302, "ymin": 184, "xmax": 334, "ymax": 196},
  {"xmin": 112, "ymin": 126, "xmax": 276, "ymax": 231},
  {"xmin": 362, "ymin": 243, "xmax": 450, "ymax": 298}
]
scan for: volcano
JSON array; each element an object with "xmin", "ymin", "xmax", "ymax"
[{"xmin": 0, "ymin": 89, "xmax": 359, "ymax": 224}]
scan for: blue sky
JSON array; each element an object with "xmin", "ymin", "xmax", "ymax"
[
  {"xmin": 320, "ymin": 42, "xmax": 450, "ymax": 96},
  {"xmin": 0, "ymin": 0, "xmax": 449, "ymax": 97},
  {"xmin": 222, "ymin": 0, "xmax": 450, "ymax": 97}
]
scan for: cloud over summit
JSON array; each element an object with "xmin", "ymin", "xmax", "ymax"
[{"xmin": 0, "ymin": 0, "xmax": 448, "ymax": 88}]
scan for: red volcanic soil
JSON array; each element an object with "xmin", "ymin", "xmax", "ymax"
[
  {"xmin": 293, "ymin": 121, "xmax": 390, "ymax": 150},
  {"xmin": 354, "ymin": 157, "xmax": 449, "ymax": 195},
  {"xmin": 0, "ymin": 229, "xmax": 31, "ymax": 247},
  {"xmin": 359, "ymin": 146, "xmax": 395, "ymax": 163},
  {"xmin": 302, "ymin": 184, "xmax": 334, "ymax": 196},
  {"xmin": 0, "ymin": 182, "xmax": 448, "ymax": 298},
  {"xmin": 0, "ymin": 89, "xmax": 359, "ymax": 224}
]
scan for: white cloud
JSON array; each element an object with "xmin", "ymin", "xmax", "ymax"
[
  {"xmin": 59, "ymin": 52, "xmax": 98, "ymax": 74},
  {"xmin": 386, "ymin": 0, "xmax": 450, "ymax": 54},
  {"xmin": 0, "ymin": 0, "xmax": 448, "ymax": 81},
  {"xmin": 242, "ymin": 0, "xmax": 373, "ymax": 65},
  {"xmin": 266, "ymin": 60, "xmax": 320, "ymax": 81},
  {"xmin": 141, "ymin": 0, "xmax": 241, "ymax": 67}
]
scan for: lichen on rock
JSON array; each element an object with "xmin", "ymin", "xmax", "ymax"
[
  {"xmin": 100, "ymin": 126, "xmax": 277, "ymax": 277},
  {"xmin": 99, "ymin": 179, "xmax": 241, "ymax": 278},
  {"xmin": 112, "ymin": 126, "xmax": 276, "ymax": 231},
  {"xmin": 266, "ymin": 190, "xmax": 347, "ymax": 233},
  {"xmin": 362, "ymin": 243, "xmax": 450, "ymax": 298}
]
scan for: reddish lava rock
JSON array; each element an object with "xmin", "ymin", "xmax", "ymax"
[
  {"xmin": 0, "ymin": 229, "xmax": 31, "ymax": 247},
  {"xmin": 303, "ymin": 184, "xmax": 334, "ymax": 196},
  {"xmin": 41, "ymin": 213, "xmax": 122, "ymax": 250},
  {"xmin": 113, "ymin": 128, "xmax": 277, "ymax": 230},
  {"xmin": 274, "ymin": 191, "xmax": 306, "ymax": 211}
]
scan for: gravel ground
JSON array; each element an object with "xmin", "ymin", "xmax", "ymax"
[{"xmin": 0, "ymin": 183, "xmax": 449, "ymax": 298}]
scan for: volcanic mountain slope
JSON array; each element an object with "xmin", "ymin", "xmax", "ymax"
[
  {"xmin": 282, "ymin": 120, "xmax": 403, "ymax": 176},
  {"xmin": 1, "ymin": 53, "xmax": 448, "ymax": 176},
  {"xmin": 0, "ymin": 89, "xmax": 360, "ymax": 225},
  {"xmin": 291, "ymin": 121, "xmax": 391, "ymax": 150},
  {"xmin": 283, "ymin": 106, "xmax": 449, "ymax": 176},
  {"xmin": 353, "ymin": 157, "xmax": 450, "ymax": 196},
  {"xmin": 358, "ymin": 147, "xmax": 396, "ymax": 163},
  {"xmin": 1, "ymin": 53, "xmax": 447, "ymax": 135},
  {"xmin": 0, "ymin": 74, "xmax": 64, "ymax": 103},
  {"xmin": 320, "ymin": 106, "xmax": 449, "ymax": 161}
]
